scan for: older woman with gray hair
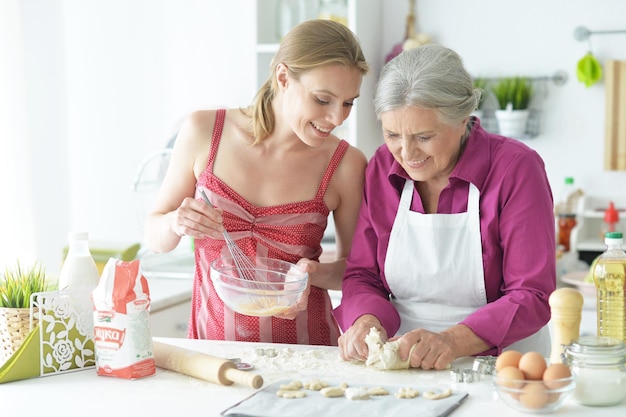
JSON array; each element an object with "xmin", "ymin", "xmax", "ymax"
[{"xmin": 335, "ymin": 44, "xmax": 555, "ymax": 369}]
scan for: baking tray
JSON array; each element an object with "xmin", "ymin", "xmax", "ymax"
[{"xmin": 222, "ymin": 379, "xmax": 468, "ymax": 417}]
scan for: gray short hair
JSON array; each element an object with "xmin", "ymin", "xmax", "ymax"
[{"xmin": 374, "ymin": 44, "xmax": 480, "ymax": 126}]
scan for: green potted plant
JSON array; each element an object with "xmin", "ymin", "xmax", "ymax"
[
  {"xmin": 0, "ymin": 261, "xmax": 49, "ymax": 365},
  {"xmin": 472, "ymin": 77, "xmax": 489, "ymax": 118},
  {"xmin": 491, "ymin": 77, "xmax": 533, "ymax": 137}
]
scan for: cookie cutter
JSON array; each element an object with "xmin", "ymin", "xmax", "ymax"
[
  {"xmin": 450, "ymin": 355, "xmax": 497, "ymax": 383},
  {"xmin": 450, "ymin": 368, "xmax": 476, "ymax": 383},
  {"xmin": 254, "ymin": 347, "xmax": 278, "ymax": 358},
  {"xmin": 228, "ymin": 357, "xmax": 255, "ymax": 371},
  {"xmin": 472, "ymin": 355, "xmax": 496, "ymax": 376}
]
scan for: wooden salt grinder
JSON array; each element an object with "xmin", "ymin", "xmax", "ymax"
[{"xmin": 548, "ymin": 287, "xmax": 584, "ymax": 364}]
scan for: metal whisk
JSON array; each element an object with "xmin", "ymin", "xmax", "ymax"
[{"xmin": 198, "ymin": 189, "xmax": 264, "ymax": 283}]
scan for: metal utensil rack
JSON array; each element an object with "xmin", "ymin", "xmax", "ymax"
[{"xmin": 574, "ymin": 26, "xmax": 626, "ymax": 41}]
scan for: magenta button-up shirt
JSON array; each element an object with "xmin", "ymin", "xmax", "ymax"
[{"xmin": 334, "ymin": 119, "xmax": 556, "ymax": 355}]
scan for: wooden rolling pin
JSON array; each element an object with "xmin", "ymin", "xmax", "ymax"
[{"xmin": 152, "ymin": 341, "xmax": 263, "ymax": 389}]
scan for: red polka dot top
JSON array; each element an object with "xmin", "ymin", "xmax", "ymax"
[{"xmin": 188, "ymin": 109, "xmax": 348, "ymax": 346}]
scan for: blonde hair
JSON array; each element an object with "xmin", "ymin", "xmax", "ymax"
[{"xmin": 247, "ymin": 19, "xmax": 369, "ymax": 144}]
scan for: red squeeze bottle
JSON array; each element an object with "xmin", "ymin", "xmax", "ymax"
[{"xmin": 604, "ymin": 202, "xmax": 620, "ymax": 233}]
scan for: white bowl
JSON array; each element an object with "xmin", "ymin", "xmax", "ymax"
[
  {"xmin": 210, "ymin": 256, "xmax": 308, "ymax": 317},
  {"xmin": 560, "ymin": 271, "xmax": 596, "ymax": 298}
]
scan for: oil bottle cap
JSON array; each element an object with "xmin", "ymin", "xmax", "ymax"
[
  {"xmin": 605, "ymin": 231, "xmax": 623, "ymax": 245},
  {"xmin": 604, "ymin": 201, "xmax": 619, "ymax": 223}
]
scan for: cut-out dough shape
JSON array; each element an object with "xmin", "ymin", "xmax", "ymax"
[
  {"xmin": 365, "ymin": 327, "xmax": 416, "ymax": 370},
  {"xmin": 304, "ymin": 379, "xmax": 329, "ymax": 391},
  {"xmin": 395, "ymin": 387, "xmax": 420, "ymax": 399},
  {"xmin": 276, "ymin": 389, "xmax": 307, "ymax": 398},
  {"xmin": 368, "ymin": 386, "xmax": 390, "ymax": 396},
  {"xmin": 345, "ymin": 386, "xmax": 371, "ymax": 400},
  {"xmin": 320, "ymin": 386, "xmax": 345, "ymax": 398},
  {"xmin": 279, "ymin": 380, "xmax": 303, "ymax": 391},
  {"xmin": 423, "ymin": 388, "xmax": 452, "ymax": 400}
]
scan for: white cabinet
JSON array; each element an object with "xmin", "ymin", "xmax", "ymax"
[
  {"xmin": 254, "ymin": 0, "xmax": 383, "ymax": 158},
  {"xmin": 144, "ymin": 267, "xmax": 193, "ymax": 338},
  {"xmin": 150, "ymin": 300, "xmax": 191, "ymax": 339}
]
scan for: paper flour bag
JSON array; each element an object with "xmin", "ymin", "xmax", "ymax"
[{"xmin": 91, "ymin": 258, "xmax": 155, "ymax": 379}]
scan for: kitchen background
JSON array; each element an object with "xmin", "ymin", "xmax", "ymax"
[{"xmin": 1, "ymin": 0, "xmax": 625, "ymax": 274}]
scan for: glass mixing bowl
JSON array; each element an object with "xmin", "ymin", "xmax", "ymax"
[
  {"xmin": 210, "ymin": 256, "xmax": 308, "ymax": 317},
  {"xmin": 493, "ymin": 374, "xmax": 575, "ymax": 414}
]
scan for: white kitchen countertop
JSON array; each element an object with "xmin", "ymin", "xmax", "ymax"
[
  {"xmin": 2, "ymin": 337, "xmax": 624, "ymax": 416},
  {"xmin": 35, "ymin": 252, "xmax": 605, "ymax": 416}
]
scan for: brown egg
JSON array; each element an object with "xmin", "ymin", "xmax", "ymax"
[
  {"xmin": 546, "ymin": 391, "xmax": 562, "ymax": 404},
  {"xmin": 496, "ymin": 366, "xmax": 525, "ymax": 389},
  {"xmin": 518, "ymin": 351, "xmax": 547, "ymax": 380},
  {"xmin": 519, "ymin": 382, "xmax": 549, "ymax": 409},
  {"xmin": 495, "ymin": 350, "xmax": 522, "ymax": 371},
  {"xmin": 543, "ymin": 363, "xmax": 572, "ymax": 389},
  {"xmin": 543, "ymin": 363, "xmax": 572, "ymax": 403}
]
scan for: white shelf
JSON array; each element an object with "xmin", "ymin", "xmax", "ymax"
[
  {"xmin": 571, "ymin": 195, "xmax": 626, "ymax": 254},
  {"xmin": 477, "ymin": 108, "xmax": 541, "ymax": 140},
  {"xmin": 256, "ymin": 43, "xmax": 280, "ymax": 53},
  {"xmin": 254, "ymin": 0, "xmax": 383, "ymax": 159},
  {"xmin": 576, "ymin": 240, "xmax": 610, "ymax": 252},
  {"xmin": 581, "ymin": 209, "xmax": 626, "ymax": 219}
]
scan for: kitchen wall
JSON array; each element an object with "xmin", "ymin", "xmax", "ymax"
[
  {"xmin": 8, "ymin": 0, "xmax": 256, "ymax": 273},
  {"xmin": 383, "ymin": 0, "xmax": 626, "ymax": 205},
  {"xmin": 7, "ymin": 0, "xmax": 626, "ymax": 274}
]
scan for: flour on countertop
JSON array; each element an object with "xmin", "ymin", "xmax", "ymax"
[{"xmin": 196, "ymin": 340, "xmax": 446, "ymax": 387}]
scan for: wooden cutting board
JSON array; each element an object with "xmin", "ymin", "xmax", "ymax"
[{"xmin": 605, "ymin": 60, "xmax": 626, "ymax": 170}]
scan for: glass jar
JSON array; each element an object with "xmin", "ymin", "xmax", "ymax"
[{"xmin": 563, "ymin": 336, "xmax": 626, "ymax": 406}]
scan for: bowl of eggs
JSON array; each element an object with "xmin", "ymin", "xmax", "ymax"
[{"xmin": 493, "ymin": 350, "xmax": 575, "ymax": 414}]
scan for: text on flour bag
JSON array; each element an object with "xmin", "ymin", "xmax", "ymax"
[{"xmin": 91, "ymin": 258, "xmax": 156, "ymax": 379}]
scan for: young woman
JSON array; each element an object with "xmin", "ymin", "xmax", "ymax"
[{"xmin": 145, "ymin": 19, "xmax": 369, "ymax": 346}]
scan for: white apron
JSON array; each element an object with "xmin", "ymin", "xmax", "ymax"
[{"xmin": 384, "ymin": 179, "xmax": 550, "ymax": 356}]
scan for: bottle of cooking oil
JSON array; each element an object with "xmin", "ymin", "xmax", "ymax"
[{"xmin": 593, "ymin": 231, "xmax": 626, "ymax": 342}]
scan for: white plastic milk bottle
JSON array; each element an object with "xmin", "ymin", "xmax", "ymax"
[{"xmin": 58, "ymin": 232, "xmax": 100, "ymax": 291}]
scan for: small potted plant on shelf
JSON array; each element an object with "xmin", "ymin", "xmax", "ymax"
[
  {"xmin": 472, "ymin": 77, "xmax": 489, "ymax": 119},
  {"xmin": 0, "ymin": 261, "xmax": 49, "ymax": 366},
  {"xmin": 491, "ymin": 77, "xmax": 533, "ymax": 137}
]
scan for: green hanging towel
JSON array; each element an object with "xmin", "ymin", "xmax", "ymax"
[{"xmin": 577, "ymin": 52, "xmax": 603, "ymax": 87}]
